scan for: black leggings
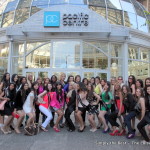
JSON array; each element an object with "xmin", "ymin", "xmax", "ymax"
[
  {"xmin": 108, "ymin": 112, "xmax": 120, "ymax": 128},
  {"xmin": 65, "ymin": 107, "xmax": 75, "ymax": 130},
  {"xmin": 137, "ymin": 115, "xmax": 150, "ymax": 142}
]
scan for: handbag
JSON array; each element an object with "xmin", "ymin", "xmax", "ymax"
[
  {"xmin": 0, "ymin": 100, "xmax": 7, "ymax": 110},
  {"xmin": 116, "ymin": 99, "xmax": 125, "ymax": 114}
]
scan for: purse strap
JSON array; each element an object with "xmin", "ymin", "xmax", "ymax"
[{"xmin": 77, "ymin": 94, "xmax": 87, "ymax": 108}]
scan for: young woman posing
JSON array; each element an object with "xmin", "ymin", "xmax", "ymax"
[
  {"xmin": 108, "ymin": 83, "xmax": 124, "ymax": 136},
  {"xmin": 87, "ymin": 83, "xmax": 100, "ymax": 132},
  {"xmin": 0, "ymin": 83, "xmax": 16, "ymax": 134},
  {"xmin": 38, "ymin": 83, "xmax": 53, "ymax": 132},
  {"xmin": 75, "ymin": 86, "xmax": 89, "ymax": 132},
  {"xmin": 11, "ymin": 74, "xmax": 19, "ymax": 91},
  {"xmin": 137, "ymin": 85, "xmax": 150, "ymax": 142},
  {"xmin": 50, "ymin": 82, "xmax": 64, "ymax": 132},
  {"xmin": 124, "ymin": 88, "xmax": 145, "ymax": 139},
  {"xmin": 98, "ymin": 81, "xmax": 113, "ymax": 133},
  {"xmin": 65, "ymin": 82, "xmax": 76, "ymax": 132},
  {"xmin": 23, "ymin": 82, "xmax": 38, "ymax": 129},
  {"xmin": 128, "ymin": 75, "xmax": 136, "ymax": 95},
  {"xmin": 14, "ymin": 83, "xmax": 30, "ymax": 133}
]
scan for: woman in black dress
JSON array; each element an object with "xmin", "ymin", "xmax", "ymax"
[{"xmin": 0, "ymin": 83, "xmax": 16, "ymax": 134}]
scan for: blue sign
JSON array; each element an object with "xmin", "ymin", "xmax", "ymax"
[{"xmin": 44, "ymin": 11, "xmax": 60, "ymax": 27}]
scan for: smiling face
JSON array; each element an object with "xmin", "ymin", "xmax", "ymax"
[
  {"xmin": 135, "ymin": 88, "xmax": 142, "ymax": 97},
  {"xmin": 146, "ymin": 79, "xmax": 150, "ymax": 86},
  {"xmin": 14, "ymin": 75, "xmax": 18, "ymax": 82},
  {"xmin": 47, "ymin": 84, "xmax": 52, "ymax": 91},
  {"xmin": 24, "ymin": 83, "xmax": 29, "ymax": 90},
  {"xmin": 34, "ymin": 84, "xmax": 39, "ymax": 90},
  {"xmin": 122, "ymin": 86, "xmax": 127, "ymax": 94},
  {"xmin": 6, "ymin": 73, "xmax": 10, "ymax": 81},
  {"xmin": 9, "ymin": 84, "xmax": 15, "ymax": 90}
]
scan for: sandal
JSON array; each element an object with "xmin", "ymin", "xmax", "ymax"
[
  {"xmin": 53, "ymin": 126, "xmax": 60, "ymax": 132},
  {"xmin": 40, "ymin": 126, "xmax": 48, "ymax": 132}
]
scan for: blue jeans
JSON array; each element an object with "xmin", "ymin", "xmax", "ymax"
[{"xmin": 124, "ymin": 111, "xmax": 136, "ymax": 134}]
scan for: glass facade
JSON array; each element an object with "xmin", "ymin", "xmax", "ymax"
[{"xmin": 0, "ymin": 0, "xmax": 149, "ymax": 33}]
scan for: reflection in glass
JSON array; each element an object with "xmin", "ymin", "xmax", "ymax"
[
  {"xmin": 0, "ymin": 59, "xmax": 8, "ymax": 80},
  {"xmin": 124, "ymin": 11, "xmax": 138, "ymax": 29},
  {"xmin": 97, "ymin": 73, "xmax": 107, "ymax": 80},
  {"xmin": 128, "ymin": 60, "xmax": 150, "ymax": 80},
  {"xmin": 89, "ymin": 6, "xmax": 106, "ymax": 19},
  {"xmin": 137, "ymin": 15, "xmax": 148, "ymax": 32},
  {"xmin": 88, "ymin": 0, "xmax": 106, "ymax": 7},
  {"xmin": 4, "ymin": 0, "xmax": 18, "ymax": 13},
  {"xmin": 52, "ymin": 41, "xmax": 80, "ymax": 69},
  {"xmin": 107, "ymin": 8, "xmax": 123, "ymax": 25},
  {"xmin": 12, "ymin": 57, "xmax": 23, "ymax": 75},
  {"xmin": 2, "ymin": 11, "xmax": 14, "ymax": 27},
  {"xmin": 14, "ymin": 0, "xmax": 32, "ymax": 24},
  {"xmin": 106, "ymin": 0, "xmax": 122, "ymax": 10},
  {"xmin": 140, "ymin": 48, "xmax": 150, "ymax": 62},
  {"xmin": 111, "ymin": 44, "xmax": 122, "ymax": 58},
  {"xmin": 111, "ymin": 58, "xmax": 123, "ymax": 77},
  {"xmin": 0, "ymin": 43, "xmax": 9, "ymax": 57},
  {"xmin": 38, "ymin": 72, "xmax": 48, "ymax": 78},
  {"xmin": 26, "ymin": 43, "xmax": 50, "ymax": 68},
  {"xmin": 82, "ymin": 43, "xmax": 108, "ymax": 69},
  {"xmin": 120, "ymin": 0, "xmax": 135, "ymax": 13},
  {"xmin": 84, "ymin": 72, "xmax": 94, "ymax": 80},
  {"xmin": 128, "ymin": 46, "xmax": 139, "ymax": 59}
]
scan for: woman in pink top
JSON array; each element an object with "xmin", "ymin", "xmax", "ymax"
[
  {"xmin": 38, "ymin": 83, "xmax": 53, "ymax": 132},
  {"xmin": 50, "ymin": 82, "xmax": 64, "ymax": 132}
]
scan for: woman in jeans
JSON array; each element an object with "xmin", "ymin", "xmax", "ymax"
[
  {"xmin": 137, "ymin": 85, "xmax": 150, "ymax": 142},
  {"xmin": 124, "ymin": 88, "xmax": 145, "ymax": 139},
  {"xmin": 38, "ymin": 83, "xmax": 53, "ymax": 132},
  {"xmin": 65, "ymin": 82, "xmax": 76, "ymax": 132}
]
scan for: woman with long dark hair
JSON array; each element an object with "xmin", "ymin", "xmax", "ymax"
[
  {"xmin": 124, "ymin": 88, "xmax": 145, "ymax": 139},
  {"xmin": 128, "ymin": 75, "xmax": 136, "ymax": 95},
  {"xmin": 136, "ymin": 79, "xmax": 144, "ymax": 89},
  {"xmin": 18, "ymin": 76, "xmax": 27, "ymax": 92},
  {"xmin": 14, "ymin": 83, "xmax": 30, "ymax": 133},
  {"xmin": 23, "ymin": 82, "xmax": 38, "ymax": 128},
  {"xmin": 38, "ymin": 83, "xmax": 53, "ymax": 132},
  {"xmin": 75, "ymin": 75, "xmax": 81, "ymax": 84},
  {"xmin": 87, "ymin": 83, "xmax": 100, "ymax": 132},
  {"xmin": 0, "ymin": 83, "xmax": 16, "ymax": 134},
  {"xmin": 51, "ymin": 75, "xmax": 58, "ymax": 92},
  {"xmin": 50, "ymin": 82, "xmax": 64, "ymax": 132},
  {"xmin": 11, "ymin": 74, "xmax": 19, "ymax": 91},
  {"xmin": 98, "ymin": 81, "xmax": 113, "ymax": 133},
  {"xmin": 137, "ymin": 85, "xmax": 150, "ymax": 142},
  {"xmin": 0, "ymin": 73, "xmax": 10, "ymax": 92}
]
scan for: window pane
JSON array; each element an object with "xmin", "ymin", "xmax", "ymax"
[
  {"xmin": 124, "ymin": 11, "xmax": 138, "ymax": 29},
  {"xmin": 26, "ymin": 43, "xmax": 50, "ymax": 68},
  {"xmin": 111, "ymin": 44, "xmax": 122, "ymax": 58},
  {"xmin": 69, "ymin": 0, "xmax": 86, "ymax": 5},
  {"xmin": 97, "ymin": 73, "xmax": 107, "ymax": 80},
  {"xmin": 137, "ymin": 15, "xmax": 148, "ymax": 32},
  {"xmin": 0, "ymin": 59, "xmax": 8, "ymax": 80},
  {"xmin": 0, "ymin": 0, "xmax": 11, "ymax": 14},
  {"xmin": 13, "ymin": 43, "xmax": 24, "ymax": 56},
  {"xmin": 128, "ymin": 60, "xmax": 150, "ymax": 80},
  {"xmin": 84, "ymin": 72, "xmax": 94, "ymax": 80},
  {"xmin": 14, "ymin": 0, "xmax": 32, "ymax": 24},
  {"xmin": 106, "ymin": 0, "xmax": 122, "ymax": 10},
  {"xmin": 2, "ymin": 11, "xmax": 14, "ymax": 27},
  {"xmin": 52, "ymin": 41, "xmax": 80, "ymax": 69},
  {"xmin": 4, "ymin": 0, "xmax": 18, "ymax": 13},
  {"xmin": 83, "ymin": 43, "xmax": 108, "ymax": 69},
  {"xmin": 107, "ymin": 8, "xmax": 123, "ymax": 25},
  {"xmin": 0, "ymin": 43, "xmax": 9, "ymax": 57},
  {"xmin": 120, "ymin": 0, "xmax": 135, "ymax": 13},
  {"xmin": 88, "ymin": 0, "xmax": 106, "ymax": 7},
  {"xmin": 140, "ymin": 48, "xmax": 150, "ymax": 62},
  {"xmin": 89, "ymin": 6, "xmax": 106, "ymax": 18},
  {"xmin": 12, "ymin": 57, "xmax": 23, "ymax": 75},
  {"xmin": 38, "ymin": 72, "xmax": 48, "ymax": 78},
  {"xmin": 111, "ymin": 58, "xmax": 123, "ymax": 78},
  {"xmin": 128, "ymin": 46, "xmax": 139, "ymax": 59},
  {"xmin": 50, "ymin": 0, "xmax": 68, "ymax": 4}
]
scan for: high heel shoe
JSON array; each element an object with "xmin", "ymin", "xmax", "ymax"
[
  {"xmin": 1, "ymin": 127, "xmax": 8, "ymax": 135},
  {"xmin": 117, "ymin": 129, "xmax": 126, "ymax": 136},
  {"xmin": 103, "ymin": 128, "xmax": 110, "ymax": 133},
  {"xmin": 109, "ymin": 130, "xmax": 119, "ymax": 136}
]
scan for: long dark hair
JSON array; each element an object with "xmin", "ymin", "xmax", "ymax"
[
  {"xmin": 67, "ymin": 75, "xmax": 74, "ymax": 83},
  {"xmin": 145, "ymin": 85, "xmax": 150, "ymax": 108},
  {"xmin": 135, "ymin": 88, "xmax": 144, "ymax": 101},
  {"xmin": 75, "ymin": 75, "xmax": 81, "ymax": 83},
  {"xmin": 87, "ymin": 83, "xmax": 94, "ymax": 100},
  {"xmin": 6, "ymin": 83, "xmax": 16, "ymax": 99},
  {"xmin": 128, "ymin": 75, "xmax": 136, "ymax": 87},
  {"xmin": 1, "ymin": 72, "xmax": 10, "ymax": 88},
  {"xmin": 145, "ymin": 78, "xmax": 150, "ymax": 87},
  {"xmin": 19, "ymin": 76, "xmax": 27, "ymax": 85},
  {"xmin": 11, "ymin": 74, "xmax": 19, "ymax": 86},
  {"xmin": 121, "ymin": 85, "xmax": 131, "ymax": 99},
  {"xmin": 51, "ymin": 75, "xmax": 57, "ymax": 84},
  {"xmin": 136, "ymin": 79, "xmax": 144, "ymax": 88},
  {"xmin": 56, "ymin": 82, "xmax": 63, "ymax": 102},
  {"xmin": 105, "ymin": 81, "xmax": 111, "ymax": 100},
  {"xmin": 20, "ymin": 83, "xmax": 30, "ymax": 103}
]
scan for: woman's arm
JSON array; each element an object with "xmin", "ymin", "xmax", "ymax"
[
  {"xmin": 140, "ymin": 97, "xmax": 146, "ymax": 121},
  {"xmin": 118, "ymin": 91, "xmax": 123, "ymax": 116},
  {"xmin": 131, "ymin": 84, "xmax": 136, "ymax": 95},
  {"xmin": 93, "ymin": 92, "xmax": 100, "ymax": 105},
  {"xmin": 0, "ymin": 91, "xmax": 9, "ymax": 101},
  {"xmin": 38, "ymin": 90, "xmax": 47, "ymax": 103}
]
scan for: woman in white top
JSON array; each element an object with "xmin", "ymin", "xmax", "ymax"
[{"xmin": 23, "ymin": 82, "xmax": 39, "ymax": 128}]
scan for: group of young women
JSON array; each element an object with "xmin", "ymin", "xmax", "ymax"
[{"xmin": 0, "ymin": 73, "xmax": 150, "ymax": 143}]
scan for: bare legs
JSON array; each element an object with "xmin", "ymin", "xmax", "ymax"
[
  {"xmin": 54, "ymin": 109, "xmax": 64, "ymax": 129},
  {"xmin": 26, "ymin": 112, "xmax": 35, "ymax": 127},
  {"xmin": 76, "ymin": 111, "xmax": 84, "ymax": 130},
  {"xmin": 88, "ymin": 114, "xmax": 97, "ymax": 132},
  {"xmin": 98, "ymin": 111, "xmax": 108, "ymax": 131}
]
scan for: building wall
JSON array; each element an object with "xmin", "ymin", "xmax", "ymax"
[{"xmin": 137, "ymin": 0, "xmax": 150, "ymax": 11}]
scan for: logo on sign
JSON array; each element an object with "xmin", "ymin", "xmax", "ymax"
[{"xmin": 44, "ymin": 11, "xmax": 60, "ymax": 27}]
